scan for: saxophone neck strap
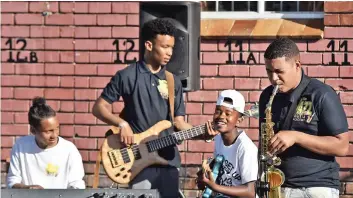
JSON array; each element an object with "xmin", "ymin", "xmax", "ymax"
[{"xmin": 282, "ymin": 75, "xmax": 311, "ymax": 130}]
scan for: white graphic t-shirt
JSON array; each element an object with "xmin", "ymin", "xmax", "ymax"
[
  {"xmin": 7, "ymin": 136, "xmax": 85, "ymax": 189},
  {"xmin": 214, "ymin": 131, "xmax": 258, "ymax": 197}
]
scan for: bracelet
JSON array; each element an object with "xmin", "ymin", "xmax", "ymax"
[
  {"xmin": 118, "ymin": 122, "xmax": 128, "ymax": 128},
  {"xmin": 204, "ymin": 133, "xmax": 214, "ymax": 143}
]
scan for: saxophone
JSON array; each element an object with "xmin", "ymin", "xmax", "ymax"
[{"xmin": 257, "ymin": 85, "xmax": 285, "ymax": 198}]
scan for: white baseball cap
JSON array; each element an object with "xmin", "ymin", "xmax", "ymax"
[{"xmin": 216, "ymin": 90, "xmax": 245, "ymax": 114}]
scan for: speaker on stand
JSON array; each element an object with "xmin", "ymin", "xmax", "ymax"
[{"xmin": 140, "ymin": 1, "xmax": 201, "ymax": 92}]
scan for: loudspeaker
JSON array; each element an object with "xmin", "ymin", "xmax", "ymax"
[{"xmin": 140, "ymin": 1, "xmax": 201, "ymax": 92}]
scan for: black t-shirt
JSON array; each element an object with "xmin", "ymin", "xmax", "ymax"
[
  {"xmin": 100, "ymin": 61, "xmax": 186, "ymax": 168},
  {"xmin": 259, "ymin": 72, "xmax": 348, "ymax": 189}
]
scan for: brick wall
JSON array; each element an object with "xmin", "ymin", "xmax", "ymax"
[
  {"xmin": 323, "ymin": 2, "xmax": 353, "ymax": 197},
  {"xmin": 1, "ymin": 1, "xmax": 352, "ymax": 197}
]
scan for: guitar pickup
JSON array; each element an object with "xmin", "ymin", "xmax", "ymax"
[{"xmin": 108, "ymin": 150, "xmax": 119, "ymax": 168}]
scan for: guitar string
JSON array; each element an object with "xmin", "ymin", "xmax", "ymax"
[
  {"xmin": 112, "ymin": 107, "xmax": 254, "ymax": 154},
  {"xmin": 114, "ymin": 125, "xmax": 207, "ymax": 162}
]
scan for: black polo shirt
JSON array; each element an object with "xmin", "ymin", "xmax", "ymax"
[
  {"xmin": 259, "ymin": 71, "xmax": 348, "ymax": 189},
  {"xmin": 100, "ymin": 60, "xmax": 186, "ymax": 168}
]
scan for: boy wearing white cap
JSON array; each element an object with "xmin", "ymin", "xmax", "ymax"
[{"xmin": 197, "ymin": 90, "xmax": 258, "ymax": 198}]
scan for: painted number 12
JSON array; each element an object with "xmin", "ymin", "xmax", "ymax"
[
  {"xmin": 5, "ymin": 38, "xmax": 38, "ymax": 63},
  {"xmin": 113, "ymin": 39, "xmax": 137, "ymax": 64}
]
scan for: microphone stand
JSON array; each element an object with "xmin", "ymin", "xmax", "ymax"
[{"xmin": 256, "ymin": 155, "xmax": 270, "ymax": 198}]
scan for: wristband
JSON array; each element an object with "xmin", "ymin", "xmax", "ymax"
[
  {"xmin": 205, "ymin": 138, "xmax": 214, "ymax": 143},
  {"xmin": 118, "ymin": 122, "xmax": 128, "ymax": 128},
  {"xmin": 204, "ymin": 133, "xmax": 214, "ymax": 143}
]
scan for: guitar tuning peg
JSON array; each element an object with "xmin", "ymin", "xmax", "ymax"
[{"xmin": 207, "ymin": 157, "xmax": 213, "ymax": 163}]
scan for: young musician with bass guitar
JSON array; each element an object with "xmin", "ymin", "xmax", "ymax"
[{"xmin": 92, "ymin": 18, "xmax": 206, "ymax": 197}]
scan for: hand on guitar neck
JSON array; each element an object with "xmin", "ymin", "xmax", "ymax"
[
  {"xmin": 204, "ymin": 121, "xmax": 219, "ymax": 142},
  {"xmin": 196, "ymin": 158, "xmax": 216, "ymax": 189},
  {"xmin": 196, "ymin": 155, "xmax": 225, "ymax": 198}
]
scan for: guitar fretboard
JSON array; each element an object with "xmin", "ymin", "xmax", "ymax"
[{"xmin": 146, "ymin": 124, "xmax": 206, "ymax": 152}]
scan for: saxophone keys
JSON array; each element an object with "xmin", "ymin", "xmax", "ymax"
[{"xmin": 273, "ymin": 157, "xmax": 282, "ymax": 166}]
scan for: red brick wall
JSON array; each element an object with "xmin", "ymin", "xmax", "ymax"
[
  {"xmin": 1, "ymin": 1, "xmax": 352, "ymax": 197},
  {"xmin": 323, "ymin": 2, "xmax": 353, "ymax": 197}
]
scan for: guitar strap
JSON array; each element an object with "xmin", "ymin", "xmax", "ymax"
[
  {"xmin": 165, "ymin": 71, "xmax": 175, "ymax": 123},
  {"xmin": 93, "ymin": 70, "xmax": 175, "ymax": 188},
  {"xmin": 93, "ymin": 142, "xmax": 102, "ymax": 188}
]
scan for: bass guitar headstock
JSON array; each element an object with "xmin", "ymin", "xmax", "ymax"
[{"xmin": 243, "ymin": 102, "xmax": 259, "ymax": 119}]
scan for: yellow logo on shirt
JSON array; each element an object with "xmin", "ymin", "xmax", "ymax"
[
  {"xmin": 293, "ymin": 97, "xmax": 313, "ymax": 123},
  {"xmin": 157, "ymin": 79, "xmax": 169, "ymax": 99},
  {"xmin": 46, "ymin": 163, "xmax": 59, "ymax": 177}
]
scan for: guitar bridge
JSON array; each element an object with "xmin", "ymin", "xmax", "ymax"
[{"xmin": 108, "ymin": 150, "xmax": 119, "ymax": 168}]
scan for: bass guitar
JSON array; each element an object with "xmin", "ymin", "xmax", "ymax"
[
  {"xmin": 101, "ymin": 104, "xmax": 259, "ymax": 184},
  {"xmin": 202, "ymin": 154, "xmax": 225, "ymax": 198},
  {"xmin": 101, "ymin": 121, "xmax": 207, "ymax": 184}
]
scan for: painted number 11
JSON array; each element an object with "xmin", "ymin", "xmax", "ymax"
[{"xmin": 327, "ymin": 40, "xmax": 350, "ymax": 65}]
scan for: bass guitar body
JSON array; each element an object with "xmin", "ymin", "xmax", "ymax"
[
  {"xmin": 202, "ymin": 155, "xmax": 225, "ymax": 198},
  {"xmin": 101, "ymin": 120, "xmax": 172, "ymax": 184}
]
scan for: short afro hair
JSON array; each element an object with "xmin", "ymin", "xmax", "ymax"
[
  {"xmin": 264, "ymin": 38, "xmax": 300, "ymax": 60},
  {"xmin": 141, "ymin": 18, "xmax": 176, "ymax": 43}
]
